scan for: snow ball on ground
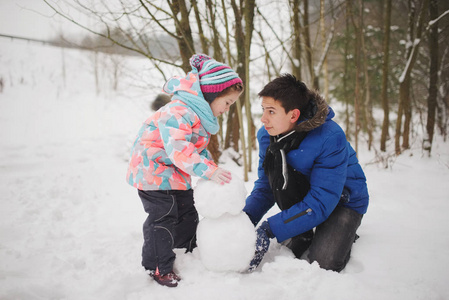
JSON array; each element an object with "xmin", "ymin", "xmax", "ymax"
[
  {"xmin": 194, "ymin": 173, "xmax": 247, "ymax": 218},
  {"xmin": 197, "ymin": 212, "xmax": 256, "ymax": 272}
]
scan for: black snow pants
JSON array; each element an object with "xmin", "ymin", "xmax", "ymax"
[
  {"xmin": 138, "ymin": 189, "xmax": 198, "ymax": 275},
  {"xmin": 287, "ymin": 205, "xmax": 362, "ymax": 272}
]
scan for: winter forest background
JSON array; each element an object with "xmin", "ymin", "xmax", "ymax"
[
  {"xmin": 40, "ymin": 0, "xmax": 449, "ymax": 176},
  {"xmin": 1, "ymin": 0, "xmax": 449, "ymax": 299},
  {"xmin": 4, "ymin": 0, "xmax": 449, "ymax": 176}
]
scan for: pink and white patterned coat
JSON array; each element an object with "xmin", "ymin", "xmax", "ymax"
[{"xmin": 126, "ymin": 99, "xmax": 218, "ymax": 190}]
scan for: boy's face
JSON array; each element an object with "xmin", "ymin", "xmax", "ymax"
[
  {"xmin": 261, "ymin": 96, "xmax": 300, "ymax": 136},
  {"xmin": 210, "ymin": 90, "xmax": 241, "ymax": 117}
]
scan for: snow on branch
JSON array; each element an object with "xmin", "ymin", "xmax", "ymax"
[
  {"xmin": 427, "ymin": 9, "xmax": 449, "ymax": 30},
  {"xmin": 399, "ymin": 39, "xmax": 421, "ymax": 83}
]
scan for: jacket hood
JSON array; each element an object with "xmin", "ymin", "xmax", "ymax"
[
  {"xmin": 295, "ymin": 92, "xmax": 330, "ymax": 132},
  {"xmin": 163, "ymin": 71, "xmax": 220, "ymax": 135}
]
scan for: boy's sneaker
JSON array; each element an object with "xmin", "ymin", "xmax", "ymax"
[{"xmin": 150, "ymin": 268, "xmax": 181, "ymax": 287}]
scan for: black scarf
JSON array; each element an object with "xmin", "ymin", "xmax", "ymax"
[{"xmin": 263, "ymin": 130, "xmax": 310, "ymax": 210}]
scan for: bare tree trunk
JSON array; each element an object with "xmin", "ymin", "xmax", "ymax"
[
  {"xmin": 221, "ymin": 0, "xmax": 235, "ymax": 153},
  {"xmin": 395, "ymin": 78, "xmax": 408, "ymax": 154},
  {"xmin": 359, "ymin": 0, "xmax": 373, "ymax": 150},
  {"xmin": 220, "ymin": 0, "xmax": 233, "ymax": 148},
  {"xmin": 395, "ymin": 0, "xmax": 429, "ymax": 154},
  {"xmin": 314, "ymin": 5, "xmax": 335, "ymax": 95},
  {"xmin": 244, "ymin": 0, "xmax": 256, "ymax": 174},
  {"xmin": 351, "ymin": 0, "xmax": 362, "ymax": 153},
  {"xmin": 424, "ymin": 0, "xmax": 439, "ymax": 155},
  {"xmin": 226, "ymin": 0, "xmax": 246, "ymax": 153},
  {"xmin": 221, "ymin": 0, "xmax": 232, "ymax": 65},
  {"xmin": 395, "ymin": 0, "xmax": 415, "ymax": 155},
  {"xmin": 438, "ymin": 91, "xmax": 448, "ymax": 140},
  {"xmin": 437, "ymin": 47, "xmax": 449, "ymax": 140},
  {"xmin": 403, "ymin": 0, "xmax": 429, "ymax": 150},
  {"xmin": 344, "ymin": 0, "xmax": 351, "ymax": 139},
  {"xmin": 380, "ymin": 0, "xmax": 392, "ymax": 152},
  {"xmin": 303, "ymin": 0, "xmax": 316, "ymax": 88},
  {"xmin": 205, "ymin": 0, "xmax": 224, "ymax": 163},
  {"xmin": 207, "ymin": 0, "xmax": 223, "ymax": 61},
  {"xmin": 168, "ymin": 0, "xmax": 195, "ymax": 72},
  {"xmin": 192, "ymin": 0, "xmax": 209, "ymax": 54},
  {"xmin": 235, "ymin": 91, "xmax": 248, "ymax": 180},
  {"xmin": 225, "ymin": 0, "xmax": 255, "ymax": 180},
  {"xmin": 291, "ymin": 0, "xmax": 302, "ymax": 80},
  {"xmin": 320, "ymin": 0, "xmax": 329, "ymax": 100}
]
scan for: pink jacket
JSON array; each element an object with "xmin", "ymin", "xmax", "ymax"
[{"xmin": 126, "ymin": 100, "xmax": 218, "ymax": 190}]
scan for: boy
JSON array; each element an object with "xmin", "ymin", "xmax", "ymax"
[{"xmin": 244, "ymin": 74, "xmax": 369, "ymax": 272}]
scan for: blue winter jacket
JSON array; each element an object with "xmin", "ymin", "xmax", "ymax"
[{"xmin": 244, "ymin": 106, "xmax": 369, "ymax": 243}]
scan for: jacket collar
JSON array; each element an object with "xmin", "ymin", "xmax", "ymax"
[{"xmin": 295, "ymin": 92, "xmax": 330, "ymax": 132}]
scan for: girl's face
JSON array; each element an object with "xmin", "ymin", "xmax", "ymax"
[
  {"xmin": 260, "ymin": 96, "xmax": 300, "ymax": 136},
  {"xmin": 210, "ymin": 90, "xmax": 241, "ymax": 117}
]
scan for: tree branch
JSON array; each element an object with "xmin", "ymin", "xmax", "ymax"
[{"xmin": 42, "ymin": 0, "xmax": 182, "ymax": 68}]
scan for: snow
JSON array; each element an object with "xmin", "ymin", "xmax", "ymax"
[
  {"xmin": 398, "ymin": 39, "xmax": 420, "ymax": 83},
  {"xmin": 194, "ymin": 174, "xmax": 247, "ymax": 218},
  {"xmin": 428, "ymin": 10, "xmax": 449, "ymax": 30},
  {"xmin": 195, "ymin": 176, "xmax": 255, "ymax": 272},
  {"xmin": 1, "ymin": 39, "xmax": 449, "ymax": 300},
  {"xmin": 197, "ymin": 213, "xmax": 256, "ymax": 272}
]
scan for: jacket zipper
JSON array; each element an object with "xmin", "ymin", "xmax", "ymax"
[{"xmin": 283, "ymin": 208, "xmax": 312, "ymax": 224}]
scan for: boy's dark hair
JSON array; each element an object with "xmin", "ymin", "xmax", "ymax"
[{"xmin": 258, "ymin": 74, "xmax": 311, "ymax": 113}]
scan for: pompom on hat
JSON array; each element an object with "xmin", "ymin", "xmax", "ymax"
[{"xmin": 189, "ymin": 54, "xmax": 243, "ymax": 103}]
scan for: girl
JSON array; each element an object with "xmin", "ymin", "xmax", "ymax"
[{"xmin": 126, "ymin": 54, "xmax": 243, "ymax": 287}]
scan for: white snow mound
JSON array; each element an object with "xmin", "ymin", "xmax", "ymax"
[
  {"xmin": 197, "ymin": 213, "xmax": 256, "ymax": 272},
  {"xmin": 194, "ymin": 173, "xmax": 247, "ymax": 218}
]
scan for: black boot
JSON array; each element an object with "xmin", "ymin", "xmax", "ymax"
[{"xmin": 289, "ymin": 230, "xmax": 314, "ymax": 259}]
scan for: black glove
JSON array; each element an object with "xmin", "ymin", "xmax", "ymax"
[
  {"xmin": 248, "ymin": 221, "xmax": 274, "ymax": 272},
  {"xmin": 340, "ymin": 187, "xmax": 350, "ymax": 203}
]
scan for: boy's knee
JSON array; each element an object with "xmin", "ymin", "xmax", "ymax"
[{"xmin": 308, "ymin": 250, "xmax": 349, "ymax": 272}]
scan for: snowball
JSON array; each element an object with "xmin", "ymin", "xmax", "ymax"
[
  {"xmin": 194, "ymin": 173, "xmax": 247, "ymax": 218},
  {"xmin": 197, "ymin": 213, "xmax": 256, "ymax": 272}
]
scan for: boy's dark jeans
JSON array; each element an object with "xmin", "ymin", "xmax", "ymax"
[
  {"xmin": 138, "ymin": 189, "xmax": 198, "ymax": 275},
  {"xmin": 288, "ymin": 205, "xmax": 362, "ymax": 272}
]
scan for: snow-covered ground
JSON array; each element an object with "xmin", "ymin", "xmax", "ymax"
[{"xmin": 1, "ymin": 40, "xmax": 449, "ymax": 300}]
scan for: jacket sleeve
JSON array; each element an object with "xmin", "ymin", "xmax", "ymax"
[
  {"xmin": 268, "ymin": 130, "xmax": 349, "ymax": 242},
  {"xmin": 158, "ymin": 110, "xmax": 217, "ymax": 180},
  {"xmin": 243, "ymin": 128, "xmax": 276, "ymax": 226}
]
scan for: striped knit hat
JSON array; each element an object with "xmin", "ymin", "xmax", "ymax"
[{"xmin": 189, "ymin": 54, "xmax": 243, "ymax": 103}]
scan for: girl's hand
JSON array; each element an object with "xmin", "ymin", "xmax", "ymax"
[{"xmin": 210, "ymin": 168, "xmax": 232, "ymax": 185}]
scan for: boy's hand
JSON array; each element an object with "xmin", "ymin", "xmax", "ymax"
[
  {"xmin": 248, "ymin": 221, "xmax": 274, "ymax": 272},
  {"xmin": 210, "ymin": 168, "xmax": 232, "ymax": 185}
]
